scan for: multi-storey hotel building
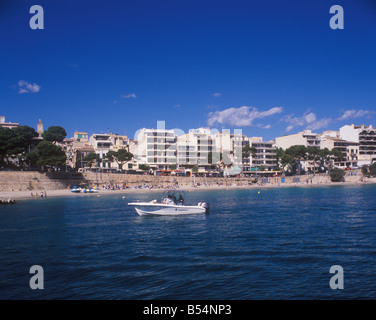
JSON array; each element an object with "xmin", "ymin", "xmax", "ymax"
[
  {"xmin": 340, "ymin": 124, "xmax": 376, "ymax": 166},
  {"xmin": 135, "ymin": 124, "xmax": 177, "ymax": 170}
]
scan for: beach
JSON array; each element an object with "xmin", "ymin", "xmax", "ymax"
[{"xmin": 2, "ymin": 177, "xmax": 376, "ymax": 201}]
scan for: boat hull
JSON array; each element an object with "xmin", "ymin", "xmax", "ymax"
[{"xmin": 128, "ymin": 202, "xmax": 207, "ymax": 216}]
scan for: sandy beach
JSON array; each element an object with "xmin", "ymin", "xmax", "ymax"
[{"xmin": 1, "ymin": 178, "xmax": 376, "ymax": 201}]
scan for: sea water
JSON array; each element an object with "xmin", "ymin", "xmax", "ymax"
[{"xmin": 1, "ymin": 185, "xmax": 376, "ymax": 299}]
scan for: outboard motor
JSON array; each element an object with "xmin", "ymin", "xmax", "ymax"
[{"xmin": 199, "ymin": 202, "xmax": 210, "ymax": 212}]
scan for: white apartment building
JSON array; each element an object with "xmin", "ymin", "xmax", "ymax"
[
  {"xmin": 320, "ymin": 130, "xmax": 359, "ymax": 168},
  {"xmin": 88, "ymin": 133, "xmax": 130, "ymax": 169},
  {"xmin": 134, "ymin": 126, "xmax": 177, "ymax": 170},
  {"xmin": 133, "ymin": 125, "xmax": 244, "ymax": 173},
  {"xmin": 275, "ymin": 130, "xmax": 321, "ymax": 173},
  {"xmin": 74, "ymin": 131, "xmax": 89, "ymax": 143},
  {"xmin": 177, "ymin": 128, "xmax": 215, "ymax": 169},
  {"xmin": 339, "ymin": 124, "xmax": 376, "ymax": 166},
  {"xmin": 56, "ymin": 131, "xmax": 94, "ymax": 169},
  {"xmin": 89, "ymin": 133, "xmax": 129, "ymax": 154},
  {"xmin": 176, "ymin": 128, "xmax": 248, "ymax": 174},
  {"xmin": 275, "ymin": 130, "xmax": 320, "ymax": 150},
  {"xmin": 89, "ymin": 133, "xmax": 113, "ymax": 156},
  {"xmin": 242, "ymin": 137, "xmax": 277, "ymax": 172},
  {"xmin": 230, "ymin": 130, "xmax": 243, "ymax": 172},
  {"xmin": 212, "ymin": 129, "xmax": 233, "ymax": 166},
  {"xmin": 0, "ymin": 116, "xmax": 19, "ymax": 129}
]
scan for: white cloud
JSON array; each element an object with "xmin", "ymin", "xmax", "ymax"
[
  {"xmin": 282, "ymin": 111, "xmax": 331, "ymax": 132},
  {"xmin": 256, "ymin": 123, "xmax": 272, "ymax": 129},
  {"xmin": 309, "ymin": 118, "xmax": 332, "ymax": 131},
  {"xmin": 121, "ymin": 93, "xmax": 137, "ymax": 99},
  {"xmin": 304, "ymin": 112, "xmax": 316, "ymax": 124},
  {"xmin": 338, "ymin": 109, "xmax": 374, "ymax": 121},
  {"xmin": 286, "ymin": 125, "xmax": 294, "ymax": 132},
  {"xmin": 17, "ymin": 80, "xmax": 40, "ymax": 94},
  {"xmin": 212, "ymin": 92, "xmax": 222, "ymax": 98},
  {"xmin": 207, "ymin": 106, "xmax": 283, "ymax": 127}
]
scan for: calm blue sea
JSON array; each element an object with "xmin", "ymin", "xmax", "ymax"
[{"xmin": 1, "ymin": 185, "xmax": 376, "ymax": 300}]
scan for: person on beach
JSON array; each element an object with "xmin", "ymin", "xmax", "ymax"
[
  {"xmin": 40, "ymin": 191, "xmax": 44, "ymax": 198},
  {"xmin": 44, "ymin": 191, "xmax": 47, "ymax": 198}
]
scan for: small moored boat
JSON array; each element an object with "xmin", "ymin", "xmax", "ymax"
[
  {"xmin": 128, "ymin": 190, "xmax": 209, "ymax": 216},
  {"xmin": 70, "ymin": 187, "xmax": 82, "ymax": 193},
  {"xmin": 82, "ymin": 187, "xmax": 99, "ymax": 193}
]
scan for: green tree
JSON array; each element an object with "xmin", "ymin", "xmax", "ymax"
[
  {"xmin": 0, "ymin": 126, "xmax": 37, "ymax": 166},
  {"xmin": 36, "ymin": 141, "xmax": 67, "ymax": 169},
  {"xmin": 83, "ymin": 152, "xmax": 100, "ymax": 168},
  {"xmin": 330, "ymin": 148, "xmax": 344, "ymax": 161},
  {"xmin": 285, "ymin": 145, "xmax": 307, "ymax": 174},
  {"xmin": 306, "ymin": 146, "xmax": 321, "ymax": 173},
  {"xmin": 242, "ymin": 144, "xmax": 250, "ymax": 158},
  {"xmin": 320, "ymin": 148, "xmax": 332, "ymax": 169},
  {"xmin": 276, "ymin": 147, "xmax": 285, "ymax": 160},
  {"xmin": 242, "ymin": 144, "xmax": 257, "ymax": 159},
  {"xmin": 106, "ymin": 149, "xmax": 133, "ymax": 170},
  {"xmin": 369, "ymin": 163, "xmax": 376, "ymax": 176},
  {"xmin": 139, "ymin": 164, "xmax": 150, "ymax": 171},
  {"xmin": 330, "ymin": 167, "xmax": 345, "ymax": 182},
  {"xmin": 276, "ymin": 147, "xmax": 291, "ymax": 175},
  {"xmin": 361, "ymin": 165, "xmax": 369, "ymax": 176},
  {"xmin": 43, "ymin": 126, "xmax": 67, "ymax": 143},
  {"xmin": 25, "ymin": 151, "xmax": 39, "ymax": 168},
  {"xmin": 327, "ymin": 148, "xmax": 344, "ymax": 170},
  {"xmin": 280, "ymin": 153, "xmax": 294, "ymax": 173},
  {"xmin": 250, "ymin": 146, "xmax": 257, "ymax": 158}
]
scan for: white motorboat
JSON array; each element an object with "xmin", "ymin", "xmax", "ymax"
[
  {"xmin": 128, "ymin": 190, "xmax": 209, "ymax": 216},
  {"xmin": 71, "ymin": 187, "xmax": 82, "ymax": 193},
  {"xmin": 82, "ymin": 187, "xmax": 99, "ymax": 193}
]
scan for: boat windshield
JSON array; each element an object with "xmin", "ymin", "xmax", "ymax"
[{"xmin": 162, "ymin": 190, "xmax": 185, "ymax": 205}]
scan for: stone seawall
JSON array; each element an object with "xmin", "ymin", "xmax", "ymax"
[
  {"xmin": 0, "ymin": 170, "xmax": 370, "ymax": 192},
  {"xmin": 0, "ymin": 171, "xmax": 84, "ymax": 192}
]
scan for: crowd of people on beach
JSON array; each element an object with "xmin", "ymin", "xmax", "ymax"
[{"xmin": 30, "ymin": 190, "xmax": 47, "ymax": 199}]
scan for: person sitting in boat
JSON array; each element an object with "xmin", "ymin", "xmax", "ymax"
[{"xmin": 178, "ymin": 194, "xmax": 184, "ymax": 205}]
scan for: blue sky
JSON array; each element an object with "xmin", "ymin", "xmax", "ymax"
[{"xmin": 1, "ymin": 0, "xmax": 375, "ymax": 141}]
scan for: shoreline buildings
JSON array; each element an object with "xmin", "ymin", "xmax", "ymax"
[
  {"xmin": 242, "ymin": 137, "xmax": 278, "ymax": 173},
  {"xmin": 275, "ymin": 130, "xmax": 320, "ymax": 150},
  {"xmin": 339, "ymin": 124, "xmax": 376, "ymax": 167},
  {"xmin": 319, "ymin": 130, "xmax": 359, "ymax": 169},
  {"xmin": 134, "ymin": 126, "xmax": 177, "ymax": 170},
  {"xmin": 0, "ymin": 116, "xmax": 19, "ymax": 129},
  {"xmin": 1, "ymin": 115, "xmax": 376, "ymax": 173}
]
